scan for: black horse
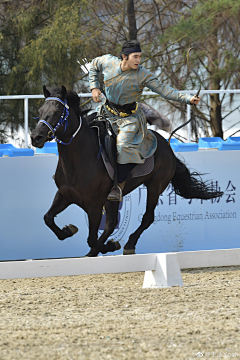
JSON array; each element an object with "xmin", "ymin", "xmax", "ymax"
[{"xmin": 31, "ymin": 86, "xmax": 223, "ymax": 257}]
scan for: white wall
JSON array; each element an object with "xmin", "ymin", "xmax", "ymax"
[{"xmin": 0, "ymin": 150, "xmax": 239, "ymax": 260}]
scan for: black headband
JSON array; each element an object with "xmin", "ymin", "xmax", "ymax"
[{"xmin": 122, "ymin": 47, "xmax": 142, "ymax": 54}]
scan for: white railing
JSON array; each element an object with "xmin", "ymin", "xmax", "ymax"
[
  {"xmin": 0, "ymin": 250, "xmax": 240, "ymax": 286},
  {"xmin": 1, "ymin": 90, "xmax": 240, "ymax": 148}
]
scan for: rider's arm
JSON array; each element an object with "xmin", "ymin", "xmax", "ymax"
[
  {"xmin": 141, "ymin": 68, "xmax": 192, "ymax": 104},
  {"xmin": 89, "ymin": 55, "xmax": 108, "ymax": 103},
  {"xmin": 89, "ymin": 55, "xmax": 106, "ymax": 91}
]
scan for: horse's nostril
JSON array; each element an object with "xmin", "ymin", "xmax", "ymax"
[
  {"xmin": 31, "ymin": 134, "xmax": 45, "ymax": 147},
  {"xmin": 36, "ymin": 135, "xmax": 43, "ymax": 142}
]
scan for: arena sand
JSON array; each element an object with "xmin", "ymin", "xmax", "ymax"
[{"xmin": 0, "ymin": 265, "xmax": 239, "ymax": 359}]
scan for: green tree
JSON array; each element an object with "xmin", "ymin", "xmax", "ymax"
[
  {"xmin": 0, "ymin": 0, "xmax": 102, "ymax": 143},
  {"xmin": 150, "ymin": 0, "xmax": 240, "ymax": 139},
  {"xmin": 1, "ymin": 0, "xmax": 240, "ymax": 144}
]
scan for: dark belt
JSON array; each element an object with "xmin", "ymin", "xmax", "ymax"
[{"xmin": 107, "ymin": 100, "xmax": 137, "ymax": 115}]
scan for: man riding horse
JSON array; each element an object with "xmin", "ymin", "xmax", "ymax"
[{"xmin": 89, "ymin": 40, "xmax": 200, "ymax": 202}]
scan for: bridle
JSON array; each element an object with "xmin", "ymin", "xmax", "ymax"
[{"xmin": 38, "ymin": 97, "xmax": 82, "ymax": 145}]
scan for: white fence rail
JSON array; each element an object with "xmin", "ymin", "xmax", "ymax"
[
  {"xmin": 1, "ymin": 249, "xmax": 240, "ymax": 288},
  {"xmin": 1, "ymin": 90, "xmax": 240, "ymax": 148}
]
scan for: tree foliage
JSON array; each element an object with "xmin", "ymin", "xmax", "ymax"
[
  {"xmin": 0, "ymin": 0, "xmax": 102, "ymax": 142},
  {"xmin": 156, "ymin": 0, "xmax": 240, "ymax": 139},
  {"xmin": 1, "ymin": 0, "xmax": 240, "ymax": 144}
]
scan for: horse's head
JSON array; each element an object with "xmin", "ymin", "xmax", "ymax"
[{"xmin": 31, "ymin": 85, "xmax": 68, "ymax": 148}]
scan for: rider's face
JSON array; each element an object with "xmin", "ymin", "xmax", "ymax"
[{"xmin": 123, "ymin": 53, "xmax": 142, "ymax": 69}]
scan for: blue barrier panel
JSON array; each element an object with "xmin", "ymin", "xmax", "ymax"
[
  {"xmin": 227, "ymin": 136, "xmax": 240, "ymax": 143},
  {"xmin": 0, "ymin": 151, "xmax": 2, "ymax": 157},
  {"xmin": 169, "ymin": 139, "xmax": 179, "ymax": 152},
  {"xmin": 169, "ymin": 139, "xmax": 198, "ymax": 152},
  {"xmin": 199, "ymin": 137, "xmax": 240, "ymax": 151},
  {"xmin": 225, "ymin": 137, "xmax": 240, "ymax": 150},
  {"xmin": 35, "ymin": 142, "xmax": 58, "ymax": 155},
  {"xmin": 198, "ymin": 137, "xmax": 224, "ymax": 149},
  {"xmin": 0, "ymin": 144, "xmax": 34, "ymax": 157}
]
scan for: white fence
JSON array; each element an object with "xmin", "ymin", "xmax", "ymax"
[
  {"xmin": 1, "ymin": 90, "xmax": 240, "ymax": 147},
  {"xmin": 1, "ymin": 249, "xmax": 240, "ymax": 288}
]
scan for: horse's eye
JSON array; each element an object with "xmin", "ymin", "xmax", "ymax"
[{"xmin": 56, "ymin": 103, "xmax": 62, "ymax": 110}]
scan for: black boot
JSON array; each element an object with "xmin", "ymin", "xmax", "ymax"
[{"xmin": 107, "ymin": 181, "xmax": 125, "ymax": 202}]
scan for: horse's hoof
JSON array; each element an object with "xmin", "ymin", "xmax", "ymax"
[
  {"xmin": 58, "ymin": 225, "xmax": 78, "ymax": 241},
  {"xmin": 64, "ymin": 224, "xmax": 78, "ymax": 235},
  {"xmin": 123, "ymin": 248, "xmax": 135, "ymax": 255},
  {"xmin": 107, "ymin": 239, "xmax": 121, "ymax": 251},
  {"xmin": 114, "ymin": 241, "xmax": 121, "ymax": 251},
  {"xmin": 85, "ymin": 248, "xmax": 99, "ymax": 257}
]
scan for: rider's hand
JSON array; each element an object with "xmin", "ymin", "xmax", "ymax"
[
  {"xmin": 91, "ymin": 88, "xmax": 104, "ymax": 103},
  {"xmin": 190, "ymin": 95, "xmax": 201, "ymax": 105}
]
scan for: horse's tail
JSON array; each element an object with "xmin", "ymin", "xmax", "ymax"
[{"xmin": 171, "ymin": 156, "xmax": 224, "ymax": 200}]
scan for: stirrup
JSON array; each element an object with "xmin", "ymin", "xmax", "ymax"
[{"xmin": 107, "ymin": 185, "xmax": 123, "ymax": 202}]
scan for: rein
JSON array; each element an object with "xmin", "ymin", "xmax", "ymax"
[{"xmin": 38, "ymin": 97, "xmax": 82, "ymax": 145}]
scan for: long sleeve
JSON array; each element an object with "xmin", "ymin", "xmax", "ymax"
[
  {"xmin": 89, "ymin": 55, "xmax": 105, "ymax": 90},
  {"xmin": 141, "ymin": 68, "xmax": 192, "ymax": 105}
]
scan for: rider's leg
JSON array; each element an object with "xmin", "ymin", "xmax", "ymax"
[
  {"xmin": 107, "ymin": 163, "xmax": 136, "ymax": 201},
  {"xmin": 117, "ymin": 163, "xmax": 136, "ymax": 182},
  {"xmin": 107, "ymin": 118, "xmax": 139, "ymax": 201}
]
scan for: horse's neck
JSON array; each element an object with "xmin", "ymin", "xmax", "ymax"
[{"xmin": 57, "ymin": 113, "xmax": 98, "ymax": 166}]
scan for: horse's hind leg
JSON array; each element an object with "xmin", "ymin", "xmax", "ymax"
[
  {"xmin": 44, "ymin": 190, "xmax": 78, "ymax": 241},
  {"xmin": 123, "ymin": 183, "xmax": 160, "ymax": 255},
  {"xmin": 86, "ymin": 201, "xmax": 119, "ymax": 257}
]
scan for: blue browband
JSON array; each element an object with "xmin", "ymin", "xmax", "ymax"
[{"xmin": 38, "ymin": 97, "xmax": 81, "ymax": 145}]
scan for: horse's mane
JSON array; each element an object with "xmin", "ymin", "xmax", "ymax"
[
  {"xmin": 65, "ymin": 91, "xmax": 91, "ymax": 121},
  {"xmin": 66, "ymin": 91, "xmax": 80, "ymax": 119}
]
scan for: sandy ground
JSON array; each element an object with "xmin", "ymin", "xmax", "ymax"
[{"xmin": 0, "ymin": 266, "xmax": 239, "ymax": 360}]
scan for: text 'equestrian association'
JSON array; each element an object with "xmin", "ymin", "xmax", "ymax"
[{"xmin": 138, "ymin": 211, "xmax": 237, "ymax": 225}]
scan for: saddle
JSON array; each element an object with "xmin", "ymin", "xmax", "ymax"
[
  {"xmin": 87, "ymin": 114, "xmax": 118, "ymax": 186},
  {"xmin": 87, "ymin": 113, "xmax": 154, "ymax": 181},
  {"xmin": 87, "ymin": 114, "xmax": 115, "ymax": 163}
]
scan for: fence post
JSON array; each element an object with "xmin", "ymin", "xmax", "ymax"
[
  {"xmin": 24, "ymin": 97, "xmax": 29, "ymax": 148},
  {"xmin": 187, "ymin": 104, "xmax": 191, "ymax": 142}
]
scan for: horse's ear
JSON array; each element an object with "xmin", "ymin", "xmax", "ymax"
[
  {"xmin": 43, "ymin": 85, "xmax": 50, "ymax": 98},
  {"xmin": 61, "ymin": 85, "xmax": 67, "ymax": 100}
]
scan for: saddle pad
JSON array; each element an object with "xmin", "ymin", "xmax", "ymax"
[{"xmin": 101, "ymin": 149, "xmax": 154, "ymax": 180}]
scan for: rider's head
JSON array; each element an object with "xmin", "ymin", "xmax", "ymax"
[{"xmin": 120, "ymin": 40, "xmax": 142, "ymax": 70}]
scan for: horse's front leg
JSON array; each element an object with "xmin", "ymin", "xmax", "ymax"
[
  {"xmin": 87, "ymin": 203, "xmax": 120, "ymax": 255},
  {"xmin": 86, "ymin": 201, "xmax": 120, "ymax": 257},
  {"xmin": 44, "ymin": 190, "xmax": 78, "ymax": 240}
]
